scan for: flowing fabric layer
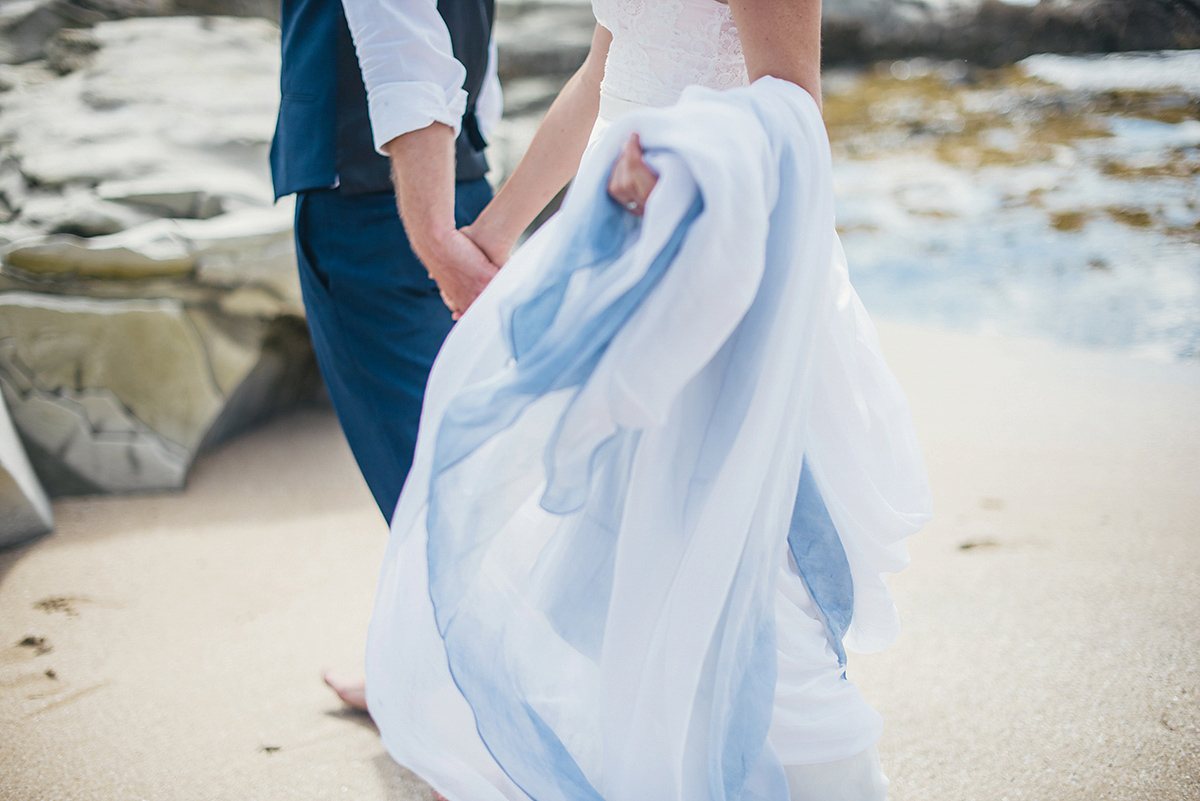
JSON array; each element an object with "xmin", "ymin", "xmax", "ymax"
[{"xmin": 365, "ymin": 77, "xmax": 933, "ymax": 801}]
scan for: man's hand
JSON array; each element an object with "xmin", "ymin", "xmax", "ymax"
[
  {"xmin": 423, "ymin": 228, "xmax": 498, "ymax": 319},
  {"xmin": 383, "ymin": 122, "xmax": 499, "ymax": 319}
]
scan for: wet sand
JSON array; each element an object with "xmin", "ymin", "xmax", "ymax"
[{"xmin": 1, "ymin": 322, "xmax": 1197, "ymax": 800}]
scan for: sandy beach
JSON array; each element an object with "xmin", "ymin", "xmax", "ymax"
[{"xmin": 1, "ymin": 321, "xmax": 1197, "ymax": 801}]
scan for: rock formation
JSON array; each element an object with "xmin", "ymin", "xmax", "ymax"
[
  {"xmin": 821, "ymin": 0, "xmax": 1200, "ymax": 67},
  {"xmin": 0, "ymin": 16, "xmax": 320, "ymax": 503},
  {"xmin": 490, "ymin": 0, "xmax": 1200, "ymax": 84},
  {"xmin": 0, "ymin": 0, "xmax": 279, "ymax": 66}
]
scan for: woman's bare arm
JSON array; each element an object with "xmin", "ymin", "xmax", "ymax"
[
  {"xmin": 463, "ymin": 25, "xmax": 613, "ymax": 265},
  {"xmin": 727, "ymin": 0, "xmax": 822, "ymax": 108}
]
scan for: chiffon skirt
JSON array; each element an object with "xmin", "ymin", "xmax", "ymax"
[{"xmin": 365, "ymin": 79, "xmax": 930, "ymax": 801}]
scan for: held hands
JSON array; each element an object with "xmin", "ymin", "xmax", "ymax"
[
  {"xmin": 421, "ymin": 228, "xmax": 499, "ymax": 320},
  {"xmin": 453, "ymin": 217, "xmax": 516, "ymax": 319},
  {"xmin": 438, "ymin": 131, "xmax": 657, "ymax": 320},
  {"xmin": 607, "ymin": 133, "xmax": 658, "ymax": 217},
  {"xmin": 383, "ymin": 124, "xmax": 502, "ymax": 321},
  {"xmin": 460, "ymin": 218, "xmax": 514, "ymax": 273}
]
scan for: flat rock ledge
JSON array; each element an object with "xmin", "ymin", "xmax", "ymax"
[{"xmin": 0, "ymin": 16, "xmax": 321, "ymax": 503}]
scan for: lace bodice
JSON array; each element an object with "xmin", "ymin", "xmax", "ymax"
[{"xmin": 592, "ymin": 0, "xmax": 749, "ymax": 110}]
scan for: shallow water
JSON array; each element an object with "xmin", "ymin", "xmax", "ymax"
[{"xmin": 824, "ymin": 52, "xmax": 1200, "ymax": 360}]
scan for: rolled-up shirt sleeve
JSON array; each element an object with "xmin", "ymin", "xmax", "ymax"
[{"xmin": 340, "ymin": 0, "xmax": 469, "ymax": 153}]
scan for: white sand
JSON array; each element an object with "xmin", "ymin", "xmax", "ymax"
[
  {"xmin": 861, "ymin": 324, "xmax": 1200, "ymax": 800},
  {"xmin": 1, "ymin": 322, "xmax": 1197, "ymax": 800}
]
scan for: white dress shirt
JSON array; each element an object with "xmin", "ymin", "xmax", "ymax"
[{"xmin": 340, "ymin": 0, "xmax": 501, "ymax": 154}]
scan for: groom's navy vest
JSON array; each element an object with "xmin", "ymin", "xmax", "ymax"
[{"xmin": 271, "ymin": 0, "xmax": 494, "ymax": 199}]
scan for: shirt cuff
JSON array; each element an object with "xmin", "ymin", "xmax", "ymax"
[{"xmin": 367, "ymin": 82, "xmax": 470, "ymax": 154}]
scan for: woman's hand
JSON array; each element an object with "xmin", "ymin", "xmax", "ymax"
[
  {"xmin": 607, "ymin": 133, "xmax": 659, "ymax": 217},
  {"xmin": 460, "ymin": 219, "xmax": 514, "ymax": 271}
]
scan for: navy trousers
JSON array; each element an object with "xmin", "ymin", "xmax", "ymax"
[{"xmin": 294, "ymin": 178, "xmax": 493, "ymax": 521}]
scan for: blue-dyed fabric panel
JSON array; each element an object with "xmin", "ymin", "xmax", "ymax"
[
  {"xmin": 787, "ymin": 460, "xmax": 854, "ymax": 667},
  {"xmin": 425, "ymin": 190, "xmax": 706, "ymax": 801}
]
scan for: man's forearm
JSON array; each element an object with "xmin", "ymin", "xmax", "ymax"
[
  {"xmin": 383, "ymin": 121, "xmax": 459, "ymax": 269},
  {"xmin": 383, "ymin": 122, "xmax": 498, "ymax": 317}
]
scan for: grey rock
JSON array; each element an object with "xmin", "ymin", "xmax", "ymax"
[
  {"xmin": 0, "ymin": 219, "xmax": 41, "ymax": 248},
  {"xmin": 19, "ymin": 187, "xmax": 154, "ymax": 236},
  {"xmin": 95, "ymin": 170, "xmax": 274, "ymax": 218},
  {"xmin": 0, "ymin": 18, "xmax": 320, "ymax": 498},
  {"xmin": 0, "ymin": 158, "xmax": 28, "ymax": 219},
  {"xmin": 170, "ymin": 0, "xmax": 278, "ymax": 19},
  {"xmin": 4, "ymin": 204, "xmax": 298, "ymax": 294},
  {"xmin": 187, "ymin": 206, "xmax": 303, "ymax": 313},
  {"xmin": 0, "ymin": 291, "xmax": 319, "ymax": 495},
  {"xmin": 495, "ymin": 0, "xmax": 594, "ymax": 79},
  {"xmin": 0, "ymin": 0, "xmax": 277, "ymax": 67},
  {"xmin": 43, "ymin": 25, "xmax": 98, "ymax": 73},
  {"xmin": 0, "ymin": 293, "xmax": 227, "ymax": 457},
  {"xmin": 490, "ymin": 0, "xmax": 1200, "ymax": 80},
  {"xmin": 0, "ymin": 18, "xmax": 282, "ymax": 192},
  {"xmin": 1020, "ymin": 49, "xmax": 1200, "ymax": 95},
  {"xmin": 4, "ymin": 220, "xmax": 196, "ymax": 278},
  {"xmin": 99, "ymin": 187, "xmax": 223, "ymax": 220},
  {"xmin": 0, "ymin": 0, "xmax": 106, "ymax": 65},
  {"xmin": 499, "ymin": 75, "xmax": 568, "ymax": 117},
  {"xmin": 3, "ymin": 379, "xmax": 192, "ymax": 495},
  {"xmin": 820, "ymin": 0, "xmax": 1200, "ymax": 67},
  {"xmin": 0, "ymin": 387, "xmax": 53, "ymax": 548}
]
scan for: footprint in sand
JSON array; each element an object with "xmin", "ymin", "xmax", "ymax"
[
  {"xmin": 18, "ymin": 636, "xmax": 51, "ymax": 655},
  {"xmin": 0, "ymin": 667, "xmax": 63, "ymax": 696},
  {"xmin": 33, "ymin": 596, "xmax": 90, "ymax": 616},
  {"xmin": 0, "ymin": 637, "xmax": 83, "ymax": 713},
  {"xmin": 0, "ymin": 636, "xmax": 53, "ymax": 667},
  {"xmin": 958, "ymin": 540, "xmax": 999, "ymax": 551}
]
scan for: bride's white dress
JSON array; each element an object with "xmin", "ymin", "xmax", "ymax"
[{"xmin": 363, "ymin": 3, "xmax": 932, "ymax": 801}]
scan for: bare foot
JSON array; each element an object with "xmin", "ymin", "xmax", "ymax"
[{"xmin": 323, "ymin": 670, "xmax": 368, "ymax": 712}]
